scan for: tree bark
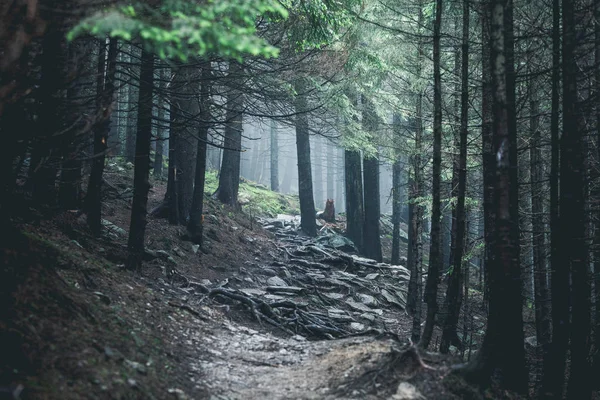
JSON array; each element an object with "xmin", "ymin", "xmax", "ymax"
[
  {"xmin": 126, "ymin": 49, "xmax": 154, "ymax": 270},
  {"xmin": 462, "ymin": 0, "xmax": 527, "ymax": 392},
  {"xmin": 294, "ymin": 79, "xmax": 317, "ymax": 236},
  {"xmin": 216, "ymin": 63, "xmax": 244, "ymax": 208},
  {"xmin": 391, "ymin": 114, "xmax": 403, "ymax": 265},
  {"xmin": 270, "ymin": 119, "xmax": 279, "ymax": 192},
  {"xmin": 441, "ymin": 0, "xmax": 468, "ymax": 354},
  {"xmin": 345, "ymin": 148, "xmax": 364, "ymax": 250},
  {"xmin": 187, "ymin": 66, "xmax": 211, "ymax": 244},
  {"xmin": 153, "ymin": 66, "xmax": 167, "ymax": 178},
  {"xmin": 86, "ymin": 38, "xmax": 117, "ymax": 235}
]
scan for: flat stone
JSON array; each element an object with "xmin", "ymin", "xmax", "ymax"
[{"xmin": 267, "ymin": 276, "xmax": 288, "ymax": 287}]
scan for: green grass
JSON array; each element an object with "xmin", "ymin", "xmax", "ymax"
[{"xmin": 204, "ymin": 170, "xmax": 300, "ymax": 217}]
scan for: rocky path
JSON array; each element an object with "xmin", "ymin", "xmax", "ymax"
[{"xmin": 146, "ymin": 215, "xmax": 456, "ymax": 400}]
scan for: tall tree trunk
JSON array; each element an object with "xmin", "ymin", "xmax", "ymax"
[
  {"xmin": 294, "ymin": 79, "xmax": 317, "ymax": 236},
  {"xmin": 126, "ymin": 49, "xmax": 154, "ymax": 270},
  {"xmin": 86, "ymin": 38, "xmax": 117, "ymax": 235},
  {"xmin": 153, "ymin": 66, "xmax": 167, "ymax": 178},
  {"xmin": 58, "ymin": 38, "xmax": 89, "ymax": 209},
  {"xmin": 362, "ymin": 96, "xmax": 382, "ymax": 262},
  {"xmin": 270, "ymin": 119, "xmax": 279, "ymax": 192},
  {"xmin": 314, "ymin": 135, "xmax": 323, "ymax": 209},
  {"xmin": 125, "ymin": 44, "xmax": 138, "ymax": 164},
  {"xmin": 327, "ymin": 140, "xmax": 334, "ymax": 200},
  {"xmin": 391, "ymin": 114, "xmax": 403, "ymax": 265},
  {"xmin": 31, "ymin": 27, "xmax": 68, "ymax": 208},
  {"xmin": 480, "ymin": 0, "xmax": 494, "ymax": 311},
  {"xmin": 529, "ymin": 49, "xmax": 551, "ymax": 395},
  {"xmin": 345, "ymin": 149, "xmax": 364, "ymax": 250},
  {"xmin": 563, "ymin": 0, "xmax": 592, "ymax": 395},
  {"xmin": 462, "ymin": 0, "xmax": 527, "ymax": 392},
  {"xmin": 594, "ymin": 0, "xmax": 600, "ymax": 380},
  {"xmin": 441, "ymin": 0, "xmax": 468, "ymax": 354},
  {"xmin": 216, "ymin": 63, "xmax": 244, "ymax": 208},
  {"xmin": 336, "ymin": 147, "xmax": 345, "ymax": 213},
  {"xmin": 422, "ymin": 0, "xmax": 443, "ymax": 351},
  {"xmin": 187, "ymin": 66, "xmax": 211, "ymax": 244},
  {"xmin": 541, "ymin": 0, "xmax": 567, "ymax": 396}
]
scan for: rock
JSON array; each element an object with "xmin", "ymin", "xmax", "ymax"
[
  {"xmin": 392, "ymin": 382, "xmax": 424, "ymax": 399},
  {"xmin": 104, "ymin": 346, "xmax": 124, "ymax": 361},
  {"xmin": 320, "ymin": 234, "xmax": 357, "ymax": 253},
  {"xmin": 240, "ymin": 288, "xmax": 267, "ymax": 296},
  {"xmin": 266, "ymin": 276, "xmax": 288, "ymax": 287},
  {"xmin": 101, "ymin": 219, "xmax": 127, "ymax": 237},
  {"xmin": 261, "ymin": 267, "xmax": 278, "ymax": 277},
  {"xmin": 265, "ymin": 286, "xmax": 304, "ymax": 294},
  {"xmin": 345, "ymin": 299, "xmax": 372, "ymax": 313},
  {"xmin": 365, "ymin": 273, "xmax": 379, "ymax": 280},
  {"xmin": 324, "ymin": 293, "xmax": 345, "ymax": 300},
  {"xmin": 168, "ymin": 388, "xmax": 190, "ymax": 400},
  {"xmin": 350, "ymin": 322, "xmax": 365, "ymax": 331},
  {"xmin": 125, "ymin": 359, "xmax": 147, "ymax": 375},
  {"xmin": 357, "ymin": 294, "xmax": 378, "ymax": 307},
  {"xmin": 525, "ymin": 336, "xmax": 537, "ymax": 347},
  {"xmin": 191, "ymin": 244, "xmax": 200, "ymax": 254},
  {"xmin": 172, "ymin": 247, "xmax": 186, "ymax": 257}
]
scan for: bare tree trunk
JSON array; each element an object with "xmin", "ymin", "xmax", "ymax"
[
  {"xmin": 187, "ymin": 66, "xmax": 211, "ymax": 244},
  {"xmin": 125, "ymin": 44, "xmax": 138, "ymax": 164},
  {"xmin": 345, "ymin": 148, "xmax": 364, "ymax": 251},
  {"xmin": 216, "ymin": 63, "xmax": 244, "ymax": 208},
  {"xmin": 86, "ymin": 38, "xmax": 117, "ymax": 235},
  {"xmin": 153, "ymin": 66, "xmax": 167, "ymax": 178},
  {"xmin": 391, "ymin": 114, "xmax": 403, "ymax": 265},
  {"xmin": 126, "ymin": 49, "xmax": 154, "ymax": 270},
  {"xmin": 441, "ymin": 0, "xmax": 468, "ymax": 354},
  {"xmin": 422, "ymin": 0, "xmax": 441, "ymax": 349},
  {"xmin": 294, "ymin": 79, "xmax": 317, "ymax": 236},
  {"xmin": 462, "ymin": 0, "xmax": 527, "ymax": 392},
  {"xmin": 270, "ymin": 119, "xmax": 279, "ymax": 192}
]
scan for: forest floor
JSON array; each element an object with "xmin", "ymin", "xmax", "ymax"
[{"xmin": 1, "ymin": 163, "xmax": 526, "ymax": 400}]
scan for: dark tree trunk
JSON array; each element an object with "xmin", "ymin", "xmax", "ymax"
[
  {"xmin": 461, "ymin": 0, "xmax": 527, "ymax": 392},
  {"xmin": 270, "ymin": 119, "xmax": 279, "ymax": 192},
  {"xmin": 326, "ymin": 140, "xmax": 334, "ymax": 200},
  {"xmin": 345, "ymin": 149, "xmax": 364, "ymax": 251},
  {"xmin": 362, "ymin": 95, "xmax": 382, "ymax": 262},
  {"xmin": 421, "ymin": 0, "xmax": 443, "ymax": 350},
  {"xmin": 314, "ymin": 136, "xmax": 323, "ymax": 209},
  {"xmin": 294, "ymin": 79, "xmax": 317, "ymax": 236},
  {"xmin": 171, "ymin": 64, "xmax": 199, "ymax": 222},
  {"xmin": 595, "ymin": 0, "xmax": 600, "ymax": 381},
  {"xmin": 31, "ymin": 27, "xmax": 68, "ymax": 208},
  {"xmin": 153, "ymin": 67, "xmax": 167, "ymax": 178},
  {"xmin": 58, "ymin": 38, "xmax": 90, "ymax": 210},
  {"xmin": 86, "ymin": 38, "xmax": 117, "ymax": 236},
  {"xmin": 441, "ymin": 0, "xmax": 468, "ymax": 354},
  {"xmin": 529, "ymin": 51, "xmax": 551, "ymax": 395},
  {"xmin": 125, "ymin": 44, "xmax": 138, "ymax": 164},
  {"xmin": 563, "ymin": 0, "xmax": 592, "ymax": 395},
  {"xmin": 126, "ymin": 49, "xmax": 154, "ymax": 270},
  {"xmin": 391, "ymin": 114, "xmax": 403, "ymax": 265},
  {"xmin": 541, "ymin": 0, "xmax": 567, "ymax": 396},
  {"xmin": 187, "ymin": 66, "xmax": 211, "ymax": 244},
  {"xmin": 216, "ymin": 64, "xmax": 244, "ymax": 208}
]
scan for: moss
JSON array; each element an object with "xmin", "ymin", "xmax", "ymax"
[{"xmin": 204, "ymin": 170, "xmax": 300, "ymax": 218}]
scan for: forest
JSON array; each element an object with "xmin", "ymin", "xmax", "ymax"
[{"xmin": 0, "ymin": 0, "xmax": 599, "ymax": 398}]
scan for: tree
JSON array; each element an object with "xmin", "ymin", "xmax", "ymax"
[
  {"xmin": 421, "ymin": 0, "xmax": 443, "ymax": 351},
  {"xmin": 86, "ymin": 38, "xmax": 118, "ymax": 236},
  {"xmin": 126, "ymin": 48, "xmax": 154, "ymax": 270},
  {"xmin": 294, "ymin": 78, "xmax": 318, "ymax": 236},
  {"xmin": 460, "ymin": 0, "xmax": 527, "ymax": 392},
  {"xmin": 187, "ymin": 65, "xmax": 211, "ymax": 244},
  {"xmin": 270, "ymin": 119, "xmax": 279, "ymax": 192}
]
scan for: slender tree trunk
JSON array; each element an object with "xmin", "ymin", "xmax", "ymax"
[
  {"xmin": 153, "ymin": 66, "xmax": 167, "ymax": 178},
  {"xmin": 216, "ymin": 63, "xmax": 244, "ymax": 208},
  {"xmin": 391, "ymin": 114, "xmax": 403, "ymax": 265},
  {"xmin": 441, "ymin": 0, "xmax": 468, "ymax": 354},
  {"xmin": 362, "ymin": 96, "xmax": 382, "ymax": 262},
  {"xmin": 125, "ymin": 44, "xmax": 138, "ymax": 164},
  {"xmin": 422, "ymin": 0, "xmax": 443, "ymax": 350},
  {"xmin": 563, "ymin": 0, "xmax": 592, "ymax": 394},
  {"xmin": 541, "ymin": 0, "xmax": 568, "ymax": 396},
  {"xmin": 327, "ymin": 140, "xmax": 334, "ymax": 200},
  {"xmin": 126, "ymin": 49, "xmax": 154, "ymax": 270},
  {"xmin": 294, "ymin": 79, "xmax": 317, "ymax": 236},
  {"xmin": 314, "ymin": 135, "xmax": 323, "ymax": 209},
  {"xmin": 31, "ymin": 27, "xmax": 68, "ymax": 208},
  {"xmin": 462, "ymin": 0, "xmax": 527, "ymax": 392},
  {"xmin": 270, "ymin": 119, "xmax": 279, "ymax": 192},
  {"xmin": 86, "ymin": 38, "xmax": 117, "ymax": 235},
  {"xmin": 345, "ymin": 149, "xmax": 364, "ymax": 250},
  {"xmin": 594, "ymin": 0, "xmax": 600, "ymax": 380},
  {"xmin": 187, "ymin": 66, "xmax": 211, "ymax": 244},
  {"xmin": 529, "ymin": 49, "xmax": 551, "ymax": 395}
]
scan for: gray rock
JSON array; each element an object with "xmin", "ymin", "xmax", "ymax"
[{"xmin": 266, "ymin": 276, "xmax": 288, "ymax": 287}]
